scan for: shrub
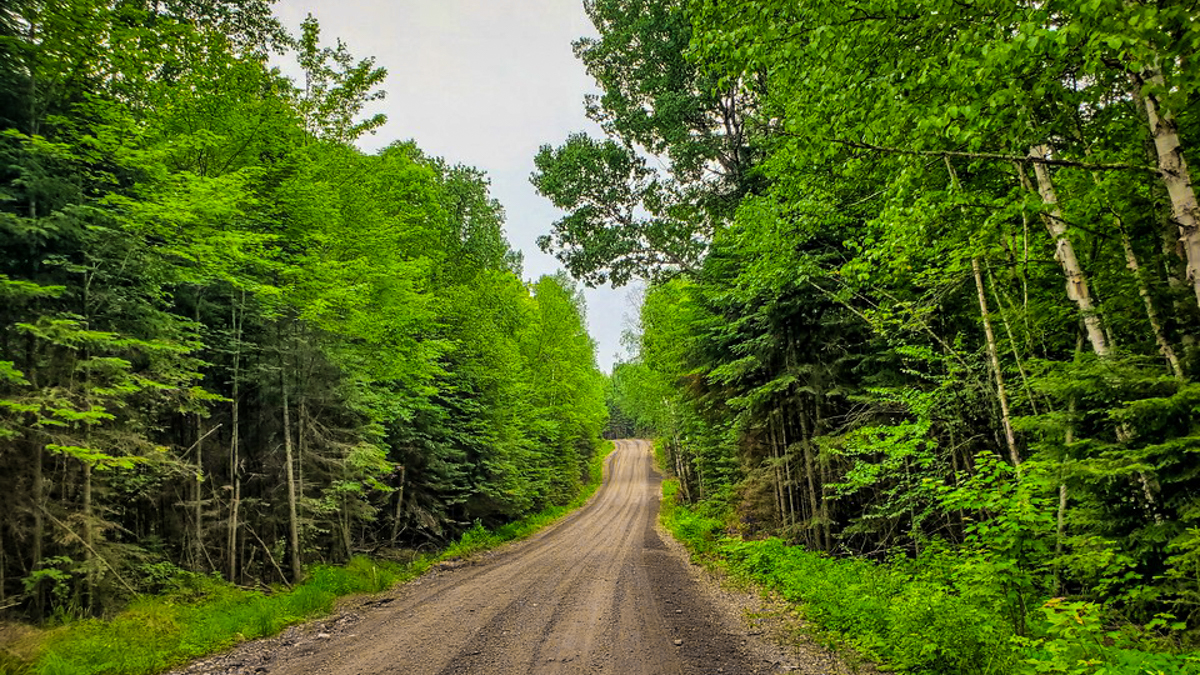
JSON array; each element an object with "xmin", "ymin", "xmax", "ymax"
[{"xmin": 659, "ymin": 478, "xmax": 1199, "ymax": 675}]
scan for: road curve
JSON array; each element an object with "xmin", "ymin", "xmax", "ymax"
[{"xmin": 183, "ymin": 439, "xmax": 775, "ymax": 675}]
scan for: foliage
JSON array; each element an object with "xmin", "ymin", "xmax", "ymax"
[
  {"xmin": 530, "ymin": 0, "xmax": 763, "ymax": 286},
  {"xmin": 29, "ymin": 557, "xmax": 423, "ymax": 675},
  {"xmin": 662, "ymin": 480, "xmax": 1200, "ymax": 675},
  {"xmin": 547, "ymin": 0, "xmax": 1200, "ymax": 669},
  {"xmin": 0, "ymin": 0, "xmax": 607, "ymax": 626}
]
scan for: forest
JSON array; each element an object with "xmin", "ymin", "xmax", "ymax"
[
  {"xmin": 0, "ymin": 0, "xmax": 607, "ymax": 622},
  {"xmin": 537, "ymin": 0, "xmax": 1200, "ymax": 672}
]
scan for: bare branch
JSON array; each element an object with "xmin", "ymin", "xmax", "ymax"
[{"xmin": 827, "ymin": 139, "xmax": 1160, "ymax": 175}]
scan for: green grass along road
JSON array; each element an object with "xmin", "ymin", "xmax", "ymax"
[
  {"xmin": 1, "ymin": 444, "xmax": 610, "ymax": 675},
  {"xmin": 17, "ymin": 436, "xmax": 1189, "ymax": 675},
  {"xmin": 659, "ymin": 478, "xmax": 1200, "ymax": 675}
]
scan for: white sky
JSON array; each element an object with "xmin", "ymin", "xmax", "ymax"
[{"xmin": 273, "ymin": 0, "xmax": 633, "ymax": 371}]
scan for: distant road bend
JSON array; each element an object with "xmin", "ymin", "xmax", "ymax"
[{"xmin": 181, "ymin": 439, "xmax": 778, "ymax": 675}]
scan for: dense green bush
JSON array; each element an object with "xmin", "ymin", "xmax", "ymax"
[{"xmin": 661, "ymin": 479, "xmax": 1200, "ymax": 675}]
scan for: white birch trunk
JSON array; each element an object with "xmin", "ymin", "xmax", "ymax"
[
  {"xmin": 1136, "ymin": 70, "xmax": 1200, "ymax": 308},
  {"xmin": 1121, "ymin": 232, "xmax": 1184, "ymax": 379},
  {"xmin": 1026, "ymin": 147, "xmax": 1110, "ymax": 356},
  {"xmin": 973, "ymin": 257, "xmax": 1020, "ymax": 469}
]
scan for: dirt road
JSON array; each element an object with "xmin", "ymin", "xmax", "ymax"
[{"xmin": 177, "ymin": 439, "xmax": 794, "ymax": 675}]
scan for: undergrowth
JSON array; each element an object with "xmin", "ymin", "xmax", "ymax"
[
  {"xmin": 441, "ymin": 442, "xmax": 610, "ymax": 558},
  {"xmin": 5, "ymin": 443, "xmax": 613, "ymax": 675},
  {"xmin": 16, "ymin": 557, "xmax": 422, "ymax": 675},
  {"xmin": 659, "ymin": 479, "xmax": 1200, "ymax": 675}
]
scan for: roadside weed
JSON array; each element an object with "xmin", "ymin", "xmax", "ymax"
[{"xmin": 659, "ymin": 478, "xmax": 1199, "ymax": 675}]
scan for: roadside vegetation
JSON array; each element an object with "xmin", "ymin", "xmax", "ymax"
[
  {"xmin": 0, "ymin": 0, "xmax": 608, "ymax": 632},
  {"xmin": 441, "ymin": 442, "xmax": 610, "ymax": 560},
  {"xmin": 12, "ymin": 558, "xmax": 420, "ymax": 675},
  {"xmin": 661, "ymin": 476, "xmax": 1199, "ymax": 675},
  {"xmin": 2, "ymin": 444, "xmax": 611, "ymax": 675},
  {"xmin": 553, "ymin": 1, "xmax": 1200, "ymax": 674}
]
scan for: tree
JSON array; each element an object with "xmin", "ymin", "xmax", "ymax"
[
  {"xmin": 532, "ymin": 0, "xmax": 766, "ymax": 286},
  {"xmin": 597, "ymin": 0, "xmax": 1200, "ymax": 658},
  {"xmin": 532, "ymin": 134, "xmax": 703, "ymax": 286},
  {"xmin": 0, "ymin": 2, "xmax": 608, "ymax": 617}
]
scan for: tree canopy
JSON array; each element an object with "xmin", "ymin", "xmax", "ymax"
[
  {"xmin": 557, "ymin": 0, "xmax": 1200, "ymax": 671},
  {"xmin": 0, "ymin": 2, "xmax": 606, "ymax": 619}
]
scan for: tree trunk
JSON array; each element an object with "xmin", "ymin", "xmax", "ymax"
[
  {"xmin": 815, "ymin": 395, "xmax": 832, "ymax": 551},
  {"xmin": 674, "ymin": 438, "xmax": 692, "ymax": 503},
  {"xmin": 193, "ymin": 418, "xmax": 205, "ymax": 571},
  {"xmin": 31, "ymin": 434, "xmax": 44, "ymax": 617},
  {"xmin": 1055, "ymin": 333, "xmax": 1083, "ymax": 592},
  {"xmin": 281, "ymin": 339, "xmax": 302, "ymax": 583},
  {"xmin": 390, "ymin": 465, "xmax": 406, "ymax": 546},
  {"xmin": 27, "ymin": 331, "xmax": 45, "ymax": 617},
  {"xmin": 341, "ymin": 493, "xmax": 353, "ymax": 562},
  {"xmin": 945, "ymin": 155, "xmax": 1031, "ymax": 442},
  {"xmin": 1025, "ymin": 153, "xmax": 1169, "ymax": 518},
  {"xmin": 986, "ymin": 266, "xmax": 1041, "ymax": 416},
  {"xmin": 676, "ymin": 444, "xmax": 696, "ymax": 502},
  {"xmin": 1055, "ymin": 483, "xmax": 1068, "ymax": 594},
  {"xmin": 1021, "ymin": 149, "xmax": 1110, "ymax": 356},
  {"xmin": 780, "ymin": 410, "xmax": 798, "ymax": 533},
  {"xmin": 0, "ymin": 525, "xmax": 6, "ymax": 605},
  {"xmin": 797, "ymin": 409, "xmax": 822, "ymax": 551},
  {"xmin": 1139, "ymin": 112, "xmax": 1196, "ymax": 350},
  {"xmin": 227, "ymin": 291, "xmax": 243, "ymax": 582},
  {"xmin": 949, "ymin": 426, "xmax": 966, "ymax": 540},
  {"xmin": 26, "ymin": 16, "xmax": 38, "ymax": 219},
  {"xmin": 297, "ymin": 351, "xmax": 311, "ymax": 530},
  {"xmin": 1134, "ymin": 69, "xmax": 1200, "ymax": 308},
  {"xmin": 191, "ymin": 299, "xmax": 206, "ymax": 571},
  {"xmin": 819, "ymin": 455, "xmax": 831, "ymax": 552},
  {"xmin": 1121, "ymin": 231, "xmax": 1184, "ymax": 379},
  {"xmin": 82, "ymin": 462, "xmax": 94, "ymax": 614},
  {"xmin": 665, "ymin": 399, "xmax": 692, "ymax": 503},
  {"xmin": 973, "ymin": 258, "xmax": 1021, "ymax": 469},
  {"xmin": 769, "ymin": 414, "xmax": 787, "ymax": 530},
  {"xmin": 298, "ymin": 395, "xmax": 307, "ymax": 521},
  {"xmin": 1078, "ymin": 130, "xmax": 1184, "ymax": 376}
]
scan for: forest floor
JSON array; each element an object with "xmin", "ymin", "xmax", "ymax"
[{"xmin": 164, "ymin": 439, "xmax": 863, "ymax": 675}]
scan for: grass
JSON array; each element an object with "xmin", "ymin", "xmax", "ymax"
[
  {"xmin": 20, "ymin": 557, "xmax": 424, "ymax": 675},
  {"xmin": 658, "ymin": 478, "xmax": 1200, "ymax": 675},
  {"xmin": 7, "ymin": 442, "xmax": 613, "ymax": 675}
]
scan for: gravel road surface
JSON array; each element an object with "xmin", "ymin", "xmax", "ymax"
[{"xmin": 173, "ymin": 439, "xmax": 836, "ymax": 675}]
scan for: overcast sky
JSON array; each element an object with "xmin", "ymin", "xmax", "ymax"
[{"xmin": 273, "ymin": 0, "xmax": 634, "ymax": 371}]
